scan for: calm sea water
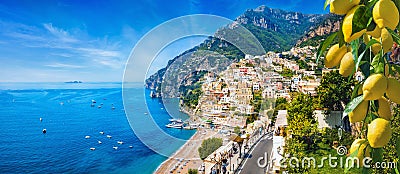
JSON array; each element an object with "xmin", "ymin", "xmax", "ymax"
[{"xmin": 0, "ymin": 82, "xmax": 195, "ymax": 174}]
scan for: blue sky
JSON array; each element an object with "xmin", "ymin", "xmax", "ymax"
[{"xmin": 0, "ymin": 0, "xmax": 327, "ymax": 82}]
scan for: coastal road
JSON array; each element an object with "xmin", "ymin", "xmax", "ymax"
[{"xmin": 237, "ymin": 132, "xmax": 273, "ymax": 174}]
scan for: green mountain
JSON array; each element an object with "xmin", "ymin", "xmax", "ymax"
[{"xmin": 145, "ymin": 6, "xmax": 336, "ymax": 100}]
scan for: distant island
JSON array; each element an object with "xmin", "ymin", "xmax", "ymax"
[{"xmin": 64, "ymin": 81, "xmax": 83, "ymax": 83}]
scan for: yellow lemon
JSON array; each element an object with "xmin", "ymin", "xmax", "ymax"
[
  {"xmin": 387, "ymin": 77, "xmax": 400, "ymax": 104},
  {"xmin": 373, "ymin": 0, "xmax": 399, "ymax": 30},
  {"xmin": 367, "ymin": 118, "xmax": 392, "ymax": 148},
  {"xmin": 377, "ymin": 97, "xmax": 392, "ymax": 120},
  {"xmin": 343, "ymin": 5, "xmax": 367, "ymax": 43},
  {"xmin": 349, "ymin": 139, "xmax": 371, "ymax": 166},
  {"xmin": 330, "ymin": 0, "xmax": 361, "ymax": 15},
  {"xmin": 325, "ymin": 44, "xmax": 347, "ymax": 68},
  {"xmin": 339, "ymin": 52, "xmax": 355, "ymax": 77},
  {"xmin": 349, "ymin": 100, "xmax": 368, "ymax": 123},
  {"xmin": 367, "ymin": 25, "xmax": 382, "ymax": 38},
  {"xmin": 371, "ymin": 28, "xmax": 394, "ymax": 54},
  {"xmin": 362, "ymin": 73, "xmax": 387, "ymax": 100}
]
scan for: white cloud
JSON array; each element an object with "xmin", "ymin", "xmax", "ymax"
[
  {"xmin": 45, "ymin": 63, "xmax": 85, "ymax": 68},
  {"xmin": 76, "ymin": 47, "xmax": 121, "ymax": 57},
  {"xmin": 43, "ymin": 23, "xmax": 78, "ymax": 43}
]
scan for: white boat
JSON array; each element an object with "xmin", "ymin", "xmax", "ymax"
[
  {"xmin": 113, "ymin": 146, "xmax": 118, "ymax": 150},
  {"xmin": 92, "ymin": 100, "xmax": 96, "ymax": 103},
  {"xmin": 98, "ymin": 141, "xmax": 102, "ymax": 144},
  {"xmin": 107, "ymin": 135, "xmax": 112, "ymax": 139},
  {"xmin": 99, "ymin": 131, "xmax": 104, "ymax": 135},
  {"xmin": 98, "ymin": 105, "xmax": 102, "ymax": 108},
  {"xmin": 117, "ymin": 141, "xmax": 123, "ymax": 145},
  {"xmin": 129, "ymin": 145, "xmax": 133, "ymax": 148},
  {"xmin": 190, "ymin": 123, "xmax": 199, "ymax": 129},
  {"xmin": 42, "ymin": 129, "xmax": 47, "ymax": 134},
  {"xmin": 85, "ymin": 136, "xmax": 90, "ymax": 139},
  {"xmin": 166, "ymin": 122, "xmax": 183, "ymax": 129},
  {"xmin": 90, "ymin": 147, "xmax": 96, "ymax": 151},
  {"xmin": 144, "ymin": 112, "xmax": 148, "ymax": 115},
  {"xmin": 168, "ymin": 119, "xmax": 183, "ymax": 123}
]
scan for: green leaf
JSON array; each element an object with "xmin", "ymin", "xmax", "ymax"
[
  {"xmin": 372, "ymin": 147, "xmax": 383, "ymax": 163},
  {"xmin": 351, "ymin": 83, "xmax": 362, "ymax": 100},
  {"xmin": 366, "ymin": 18, "xmax": 375, "ymax": 32},
  {"xmin": 360, "ymin": 61, "xmax": 370, "ymax": 77},
  {"xmin": 351, "ymin": 6, "xmax": 370, "ymax": 36},
  {"xmin": 350, "ymin": 38, "xmax": 360, "ymax": 64},
  {"xmin": 351, "ymin": 39, "xmax": 379, "ymax": 77},
  {"xmin": 371, "ymin": 52, "xmax": 382, "ymax": 71},
  {"xmin": 388, "ymin": 28, "xmax": 400, "ymax": 45},
  {"xmin": 366, "ymin": 0, "xmax": 379, "ymax": 10},
  {"xmin": 316, "ymin": 32, "xmax": 337, "ymax": 64},
  {"xmin": 362, "ymin": 167, "xmax": 371, "ymax": 174},
  {"xmin": 345, "ymin": 146, "xmax": 360, "ymax": 173},
  {"xmin": 324, "ymin": 0, "xmax": 331, "ymax": 10},
  {"xmin": 343, "ymin": 95, "xmax": 364, "ymax": 118}
]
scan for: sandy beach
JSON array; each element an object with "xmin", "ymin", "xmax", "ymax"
[{"xmin": 154, "ymin": 128, "xmax": 218, "ymax": 174}]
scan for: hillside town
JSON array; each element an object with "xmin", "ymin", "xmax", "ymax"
[{"xmin": 160, "ymin": 45, "xmax": 355, "ymax": 174}]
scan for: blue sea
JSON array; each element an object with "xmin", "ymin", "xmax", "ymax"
[{"xmin": 0, "ymin": 82, "xmax": 196, "ymax": 174}]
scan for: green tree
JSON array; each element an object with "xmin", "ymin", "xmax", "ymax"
[
  {"xmin": 188, "ymin": 169, "xmax": 198, "ymax": 174},
  {"xmin": 316, "ymin": 70, "xmax": 353, "ymax": 111},
  {"xmin": 279, "ymin": 67, "xmax": 294, "ymax": 77},
  {"xmin": 272, "ymin": 97, "xmax": 288, "ymax": 123},
  {"xmin": 287, "ymin": 92, "xmax": 317, "ymax": 137},
  {"xmin": 198, "ymin": 138, "xmax": 223, "ymax": 160},
  {"xmin": 285, "ymin": 93, "xmax": 318, "ymax": 173}
]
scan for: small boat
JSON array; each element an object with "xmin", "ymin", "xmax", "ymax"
[
  {"xmin": 92, "ymin": 100, "xmax": 96, "ymax": 103},
  {"xmin": 100, "ymin": 103, "xmax": 103, "ymax": 105},
  {"xmin": 99, "ymin": 131, "xmax": 104, "ymax": 135},
  {"xmin": 40, "ymin": 118, "xmax": 43, "ymax": 122},
  {"xmin": 85, "ymin": 136, "xmax": 91, "ymax": 139},
  {"xmin": 98, "ymin": 105, "xmax": 102, "ymax": 108},
  {"xmin": 42, "ymin": 129, "xmax": 47, "ymax": 134},
  {"xmin": 107, "ymin": 135, "xmax": 112, "ymax": 139},
  {"xmin": 129, "ymin": 145, "xmax": 133, "ymax": 148},
  {"xmin": 168, "ymin": 119, "xmax": 183, "ymax": 123},
  {"xmin": 113, "ymin": 146, "xmax": 118, "ymax": 150},
  {"xmin": 111, "ymin": 107, "xmax": 116, "ymax": 110},
  {"xmin": 91, "ymin": 104, "xmax": 95, "ymax": 107},
  {"xmin": 60, "ymin": 102, "xmax": 64, "ymax": 105},
  {"xmin": 98, "ymin": 141, "xmax": 102, "ymax": 144},
  {"xmin": 166, "ymin": 122, "xmax": 183, "ymax": 129},
  {"xmin": 117, "ymin": 141, "xmax": 123, "ymax": 145},
  {"xmin": 90, "ymin": 147, "xmax": 96, "ymax": 151},
  {"xmin": 144, "ymin": 112, "xmax": 148, "ymax": 115},
  {"xmin": 161, "ymin": 108, "xmax": 164, "ymax": 110}
]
